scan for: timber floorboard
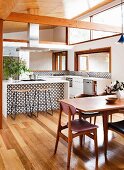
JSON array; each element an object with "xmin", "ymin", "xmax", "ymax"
[{"xmin": 0, "ymin": 111, "xmax": 123, "ymax": 170}]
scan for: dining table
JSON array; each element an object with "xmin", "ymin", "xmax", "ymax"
[{"xmin": 61, "ymin": 95, "xmax": 124, "ymax": 158}]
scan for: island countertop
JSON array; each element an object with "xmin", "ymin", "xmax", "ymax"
[
  {"xmin": 3, "ymin": 79, "xmax": 69, "ymax": 118},
  {"xmin": 3, "ymin": 79, "xmax": 69, "ymax": 85}
]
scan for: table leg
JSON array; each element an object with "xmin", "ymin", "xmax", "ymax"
[{"xmin": 102, "ymin": 111, "xmax": 108, "ymax": 159}]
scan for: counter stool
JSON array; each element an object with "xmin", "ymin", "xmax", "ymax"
[
  {"xmin": 32, "ymin": 88, "xmax": 53, "ymax": 116},
  {"xmin": 10, "ymin": 89, "xmax": 31, "ymax": 119}
]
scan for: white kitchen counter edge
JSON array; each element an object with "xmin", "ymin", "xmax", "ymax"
[{"xmin": 3, "ymin": 80, "xmax": 69, "ymax": 85}]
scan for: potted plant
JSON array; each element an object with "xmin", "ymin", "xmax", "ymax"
[
  {"xmin": 3, "ymin": 57, "xmax": 30, "ymax": 81},
  {"xmin": 105, "ymin": 80, "xmax": 124, "ymax": 98}
]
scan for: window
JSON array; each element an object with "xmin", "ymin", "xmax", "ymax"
[
  {"xmin": 52, "ymin": 52, "xmax": 67, "ymax": 71},
  {"xmin": 78, "ymin": 55, "xmax": 88, "ymax": 71},
  {"xmin": 92, "ymin": 5, "xmax": 123, "ymax": 27},
  {"xmin": 92, "ymin": 4, "xmax": 122, "ymax": 39},
  {"xmin": 68, "ymin": 4, "xmax": 122, "ymax": 43},
  {"xmin": 69, "ymin": 17, "xmax": 90, "ymax": 44},
  {"xmin": 92, "ymin": 30, "xmax": 116, "ymax": 39},
  {"xmin": 69, "ymin": 28, "xmax": 90, "ymax": 44},
  {"xmin": 75, "ymin": 48, "xmax": 111, "ymax": 72}
]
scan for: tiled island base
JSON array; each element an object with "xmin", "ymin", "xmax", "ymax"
[{"xmin": 3, "ymin": 80, "xmax": 69, "ymax": 117}]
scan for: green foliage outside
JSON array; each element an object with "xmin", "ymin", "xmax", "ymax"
[{"xmin": 3, "ymin": 57, "xmax": 30, "ymax": 80}]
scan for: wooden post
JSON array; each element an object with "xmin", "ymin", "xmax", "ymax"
[{"xmin": 0, "ymin": 19, "xmax": 3, "ymax": 129}]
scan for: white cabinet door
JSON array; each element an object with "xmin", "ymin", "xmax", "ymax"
[{"xmin": 71, "ymin": 77, "xmax": 84, "ymax": 97}]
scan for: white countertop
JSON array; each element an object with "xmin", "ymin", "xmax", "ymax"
[
  {"xmin": 3, "ymin": 79, "xmax": 69, "ymax": 85},
  {"xmin": 3, "ymin": 75, "xmax": 111, "ymax": 85}
]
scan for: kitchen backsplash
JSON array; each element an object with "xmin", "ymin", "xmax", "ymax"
[
  {"xmin": 88, "ymin": 72, "xmax": 111, "ymax": 79},
  {"xmin": 33, "ymin": 71, "xmax": 111, "ymax": 79}
]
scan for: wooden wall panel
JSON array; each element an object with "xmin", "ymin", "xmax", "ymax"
[{"xmin": 0, "ymin": 19, "xmax": 3, "ymax": 128}]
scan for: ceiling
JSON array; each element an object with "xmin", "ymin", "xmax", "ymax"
[{"xmin": 11, "ymin": 0, "xmax": 104, "ymax": 19}]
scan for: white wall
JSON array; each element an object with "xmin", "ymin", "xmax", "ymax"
[
  {"xmin": 40, "ymin": 29, "xmax": 53, "ymax": 41},
  {"xmin": 4, "ymin": 29, "xmax": 54, "ymax": 41},
  {"xmin": 53, "ymin": 27, "xmax": 66, "ymax": 42},
  {"xmin": 68, "ymin": 35, "xmax": 124, "ymax": 81},
  {"xmin": 3, "ymin": 27, "xmax": 66, "ymax": 42},
  {"xmin": 3, "ymin": 31, "xmax": 28, "ymax": 40},
  {"xmin": 3, "ymin": 47, "xmax": 19, "ymax": 56},
  {"xmin": 29, "ymin": 51, "xmax": 52, "ymax": 70}
]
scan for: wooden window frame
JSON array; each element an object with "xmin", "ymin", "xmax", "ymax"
[
  {"xmin": 74, "ymin": 47, "xmax": 111, "ymax": 73},
  {"xmin": 52, "ymin": 51, "xmax": 68, "ymax": 71},
  {"xmin": 68, "ymin": 3, "xmax": 122, "ymax": 45}
]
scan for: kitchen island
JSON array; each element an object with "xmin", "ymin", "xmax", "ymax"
[{"xmin": 3, "ymin": 79, "xmax": 69, "ymax": 118}]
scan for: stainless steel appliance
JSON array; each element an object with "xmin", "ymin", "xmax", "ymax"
[
  {"xmin": 83, "ymin": 79, "xmax": 97, "ymax": 95},
  {"xmin": 66, "ymin": 77, "xmax": 73, "ymax": 87}
]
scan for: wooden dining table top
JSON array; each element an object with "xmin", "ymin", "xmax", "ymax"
[{"xmin": 61, "ymin": 95, "xmax": 124, "ymax": 112}]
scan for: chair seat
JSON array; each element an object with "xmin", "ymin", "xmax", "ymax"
[
  {"xmin": 108, "ymin": 120, "xmax": 124, "ymax": 134},
  {"xmin": 70, "ymin": 119, "xmax": 98, "ymax": 132}
]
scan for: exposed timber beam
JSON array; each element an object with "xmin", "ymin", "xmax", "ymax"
[
  {"xmin": 0, "ymin": 19, "xmax": 3, "ymax": 129},
  {"xmin": 0, "ymin": 0, "xmax": 18, "ymax": 19},
  {"xmin": 72, "ymin": 0, "xmax": 114, "ymax": 19},
  {"xmin": 3, "ymin": 39, "xmax": 28, "ymax": 43},
  {"xmin": 6, "ymin": 12, "xmax": 121, "ymax": 33}
]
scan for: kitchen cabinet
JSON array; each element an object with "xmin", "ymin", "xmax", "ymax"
[
  {"xmin": 66, "ymin": 76, "xmax": 111, "ymax": 98},
  {"xmin": 72, "ymin": 77, "xmax": 84, "ymax": 97},
  {"xmin": 66, "ymin": 76, "xmax": 84, "ymax": 98},
  {"xmin": 83, "ymin": 78, "xmax": 111, "ymax": 95}
]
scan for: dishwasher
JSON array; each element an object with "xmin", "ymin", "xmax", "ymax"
[{"xmin": 83, "ymin": 79, "xmax": 97, "ymax": 95}]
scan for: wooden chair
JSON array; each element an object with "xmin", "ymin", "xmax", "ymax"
[
  {"xmin": 54, "ymin": 101, "xmax": 98, "ymax": 169},
  {"xmin": 108, "ymin": 120, "xmax": 124, "ymax": 136},
  {"xmin": 74, "ymin": 94, "xmax": 101, "ymax": 124},
  {"xmin": 105, "ymin": 118, "xmax": 124, "ymax": 156}
]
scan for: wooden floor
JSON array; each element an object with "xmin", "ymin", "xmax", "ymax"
[{"xmin": 0, "ymin": 111, "xmax": 124, "ymax": 170}]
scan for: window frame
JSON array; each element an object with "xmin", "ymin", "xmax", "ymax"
[
  {"xmin": 68, "ymin": 2, "xmax": 122, "ymax": 45},
  {"xmin": 52, "ymin": 51, "xmax": 68, "ymax": 71},
  {"xmin": 74, "ymin": 47, "xmax": 111, "ymax": 73},
  {"xmin": 78, "ymin": 55, "xmax": 88, "ymax": 71}
]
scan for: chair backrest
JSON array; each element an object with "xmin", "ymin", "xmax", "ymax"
[
  {"xmin": 60, "ymin": 101, "xmax": 76, "ymax": 115},
  {"xmin": 108, "ymin": 120, "xmax": 124, "ymax": 135}
]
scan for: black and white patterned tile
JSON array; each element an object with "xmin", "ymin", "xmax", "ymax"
[
  {"xmin": 33, "ymin": 71, "xmax": 111, "ymax": 79},
  {"xmin": 7, "ymin": 83, "xmax": 64, "ymax": 115}
]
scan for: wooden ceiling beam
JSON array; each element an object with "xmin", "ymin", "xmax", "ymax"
[
  {"xmin": 6, "ymin": 12, "xmax": 121, "ymax": 33},
  {"xmin": 72, "ymin": 0, "xmax": 114, "ymax": 19},
  {"xmin": 3, "ymin": 39, "xmax": 28, "ymax": 43},
  {"xmin": 0, "ymin": 0, "xmax": 19, "ymax": 19}
]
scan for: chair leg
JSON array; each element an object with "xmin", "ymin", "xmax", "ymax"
[
  {"xmin": 72, "ymin": 115, "xmax": 74, "ymax": 120},
  {"xmin": 94, "ymin": 129, "xmax": 98, "ymax": 163},
  {"xmin": 79, "ymin": 135, "xmax": 83, "ymax": 147},
  {"xmin": 67, "ymin": 139, "xmax": 72, "ymax": 169},
  {"xmin": 110, "ymin": 114, "xmax": 112, "ymax": 122},
  {"xmin": 54, "ymin": 130, "xmax": 60, "ymax": 154},
  {"xmin": 94, "ymin": 116, "xmax": 96, "ymax": 125},
  {"xmin": 90, "ymin": 117, "xmax": 92, "ymax": 123}
]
